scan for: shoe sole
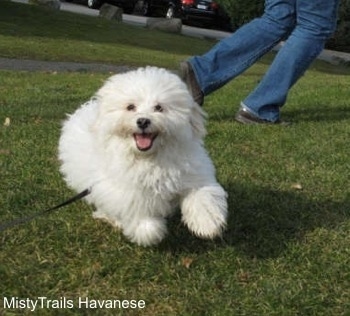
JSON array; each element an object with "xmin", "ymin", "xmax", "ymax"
[{"xmin": 235, "ymin": 111, "xmax": 291, "ymax": 126}]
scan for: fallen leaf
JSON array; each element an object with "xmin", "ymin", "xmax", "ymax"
[
  {"xmin": 4, "ymin": 117, "xmax": 10, "ymax": 126},
  {"xmin": 237, "ymin": 271, "xmax": 250, "ymax": 284},
  {"xmin": 291, "ymin": 183, "xmax": 303, "ymax": 190},
  {"xmin": 181, "ymin": 257, "xmax": 194, "ymax": 269},
  {"xmin": 0, "ymin": 149, "xmax": 11, "ymax": 155}
]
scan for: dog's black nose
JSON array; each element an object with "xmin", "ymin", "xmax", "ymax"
[{"xmin": 137, "ymin": 118, "xmax": 151, "ymax": 129}]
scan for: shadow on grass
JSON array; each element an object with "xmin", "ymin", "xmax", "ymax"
[
  {"xmin": 206, "ymin": 104, "xmax": 350, "ymax": 124},
  {"xmin": 4, "ymin": 180, "xmax": 347, "ymax": 261},
  {"xmin": 285, "ymin": 105, "xmax": 350, "ymax": 123},
  {"xmin": 160, "ymin": 182, "xmax": 349, "ymax": 259}
]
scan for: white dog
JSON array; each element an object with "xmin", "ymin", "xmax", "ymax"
[{"xmin": 59, "ymin": 67, "xmax": 227, "ymax": 246}]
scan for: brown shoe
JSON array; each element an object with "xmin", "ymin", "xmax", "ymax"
[
  {"xmin": 179, "ymin": 61, "xmax": 204, "ymax": 106},
  {"xmin": 235, "ymin": 108, "xmax": 291, "ymax": 126}
]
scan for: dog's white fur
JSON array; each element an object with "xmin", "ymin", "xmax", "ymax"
[{"xmin": 59, "ymin": 67, "xmax": 227, "ymax": 246}]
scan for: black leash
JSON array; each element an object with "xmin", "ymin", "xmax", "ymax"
[{"xmin": 0, "ymin": 188, "xmax": 91, "ymax": 232}]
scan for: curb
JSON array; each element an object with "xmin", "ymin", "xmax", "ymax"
[
  {"xmin": 318, "ymin": 49, "xmax": 350, "ymax": 66},
  {"xmin": 273, "ymin": 43, "xmax": 350, "ymax": 67}
]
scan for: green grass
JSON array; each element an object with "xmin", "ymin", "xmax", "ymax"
[
  {"xmin": 0, "ymin": 1, "xmax": 349, "ymax": 315},
  {"xmin": 0, "ymin": 0, "xmax": 215, "ymax": 68}
]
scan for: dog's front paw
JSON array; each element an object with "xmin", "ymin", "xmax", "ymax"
[
  {"xmin": 181, "ymin": 185, "xmax": 227, "ymax": 239},
  {"xmin": 124, "ymin": 217, "xmax": 167, "ymax": 247}
]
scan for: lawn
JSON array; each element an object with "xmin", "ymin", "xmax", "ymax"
[
  {"xmin": 0, "ymin": 0, "xmax": 215, "ymax": 68},
  {"xmin": 0, "ymin": 1, "xmax": 349, "ymax": 315}
]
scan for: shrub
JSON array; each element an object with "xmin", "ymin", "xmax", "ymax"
[
  {"xmin": 217, "ymin": 0, "xmax": 264, "ymax": 29},
  {"xmin": 327, "ymin": 0, "xmax": 350, "ymax": 52},
  {"xmin": 218, "ymin": 0, "xmax": 349, "ymax": 52}
]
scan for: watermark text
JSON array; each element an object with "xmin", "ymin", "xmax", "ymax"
[{"xmin": 2, "ymin": 296, "xmax": 146, "ymax": 311}]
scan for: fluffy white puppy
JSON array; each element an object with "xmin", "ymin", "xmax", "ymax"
[{"xmin": 59, "ymin": 67, "xmax": 227, "ymax": 246}]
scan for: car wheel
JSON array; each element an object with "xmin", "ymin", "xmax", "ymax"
[
  {"xmin": 87, "ymin": 0, "xmax": 101, "ymax": 9},
  {"xmin": 165, "ymin": 5, "xmax": 175, "ymax": 19},
  {"xmin": 141, "ymin": 0, "xmax": 151, "ymax": 16}
]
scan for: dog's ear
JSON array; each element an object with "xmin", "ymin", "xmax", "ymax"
[{"xmin": 190, "ymin": 102, "xmax": 207, "ymax": 139}]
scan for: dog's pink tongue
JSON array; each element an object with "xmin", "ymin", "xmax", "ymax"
[{"xmin": 135, "ymin": 133, "xmax": 153, "ymax": 150}]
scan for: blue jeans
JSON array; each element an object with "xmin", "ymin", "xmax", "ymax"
[{"xmin": 189, "ymin": 0, "xmax": 340, "ymax": 122}]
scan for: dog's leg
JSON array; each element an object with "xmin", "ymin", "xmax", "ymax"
[
  {"xmin": 123, "ymin": 217, "xmax": 167, "ymax": 247},
  {"xmin": 181, "ymin": 185, "xmax": 227, "ymax": 239}
]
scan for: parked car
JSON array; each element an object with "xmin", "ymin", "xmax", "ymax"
[
  {"xmin": 141, "ymin": 0, "xmax": 232, "ymax": 30},
  {"xmin": 85, "ymin": 0, "xmax": 138, "ymax": 12}
]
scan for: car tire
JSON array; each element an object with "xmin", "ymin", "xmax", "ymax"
[
  {"xmin": 165, "ymin": 5, "xmax": 175, "ymax": 19},
  {"xmin": 87, "ymin": 0, "xmax": 101, "ymax": 9},
  {"xmin": 141, "ymin": 0, "xmax": 151, "ymax": 16}
]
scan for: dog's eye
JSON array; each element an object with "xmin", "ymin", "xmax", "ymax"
[
  {"xmin": 127, "ymin": 104, "xmax": 136, "ymax": 111},
  {"xmin": 154, "ymin": 104, "xmax": 163, "ymax": 112}
]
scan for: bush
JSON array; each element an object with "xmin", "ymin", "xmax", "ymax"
[
  {"xmin": 218, "ymin": 0, "xmax": 349, "ymax": 52},
  {"xmin": 327, "ymin": 0, "xmax": 350, "ymax": 52},
  {"xmin": 217, "ymin": 0, "xmax": 264, "ymax": 29}
]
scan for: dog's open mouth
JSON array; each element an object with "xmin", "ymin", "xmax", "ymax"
[{"xmin": 133, "ymin": 133, "xmax": 158, "ymax": 151}]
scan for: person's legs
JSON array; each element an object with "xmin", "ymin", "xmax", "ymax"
[
  {"xmin": 188, "ymin": 0, "xmax": 296, "ymax": 95},
  {"xmin": 242, "ymin": 0, "xmax": 340, "ymax": 122}
]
